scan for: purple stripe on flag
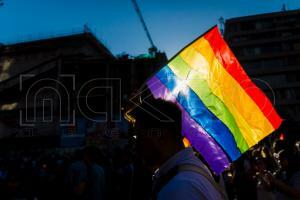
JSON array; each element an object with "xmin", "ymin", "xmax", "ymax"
[{"xmin": 147, "ymin": 76, "xmax": 230, "ymax": 174}]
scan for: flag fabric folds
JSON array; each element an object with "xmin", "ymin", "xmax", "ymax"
[{"xmin": 146, "ymin": 26, "xmax": 282, "ymax": 174}]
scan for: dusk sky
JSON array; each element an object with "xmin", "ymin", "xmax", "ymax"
[{"xmin": 1, "ymin": 0, "xmax": 300, "ymax": 58}]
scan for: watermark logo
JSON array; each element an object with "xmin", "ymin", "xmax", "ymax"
[{"xmin": 19, "ymin": 74, "xmax": 121, "ymax": 126}]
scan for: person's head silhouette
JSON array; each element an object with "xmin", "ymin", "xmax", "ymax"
[{"xmin": 133, "ymin": 98, "xmax": 183, "ymax": 171}]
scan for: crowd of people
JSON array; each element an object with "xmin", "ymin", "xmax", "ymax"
[
  {"xmin": 223, "ymin": 138, "xmax": 300, "ymax": 200},
  {"xmin": 0, "ymin": 138, "xmax": 299, "ymax": 199},
  {"xmin": 0, "ymin": 146, "xmax": 134, "ymax": 200}
]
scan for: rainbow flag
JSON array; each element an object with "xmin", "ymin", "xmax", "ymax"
[{"xmin": 147, "ymin": 26, "xmax": 282, "ymax": 174}]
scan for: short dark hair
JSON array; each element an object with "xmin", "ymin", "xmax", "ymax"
[{"xmin": 134, "ymin": 98, "xmax": 182, "ymax": 140}]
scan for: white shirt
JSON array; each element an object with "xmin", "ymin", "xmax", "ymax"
[{"xmin": 153, "ymin": 147, "xmax": 224, "ymax": 200}]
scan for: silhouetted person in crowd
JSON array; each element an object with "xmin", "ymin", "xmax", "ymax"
[
  {"xmin": 67, "ymin": 147, "xmax": 105, "ymax": 200},
  {"xmin": 132, "ymin": 98, "xmax": 225, "ymax": 200},
  {"xmin": 266, "ymin": 149, "xmax": 300, "ymax": 200}
]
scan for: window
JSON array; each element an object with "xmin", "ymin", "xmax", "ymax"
[
  {"xmin": 257, "ymin": 74, "xmax": 286, "ymax": 85},
  {"xmin": 286, "ymin": 73, "xmax": 300, "ymax": 83},
  {"xmin": 261, "ymin": 45, "xmax": 281, "ymax": 54},
  {"xmin": 240, "ymin": 23, "xmax": 255, "ymax": 31},
  {"xmin": 263, "ymin": 58, "xmax": 284, "ymax": 68},
  {"xmin": 285, "ymin": 89, "xmax": 296, "ymax": 100},
  {"xmin": 243, "ymin": 60, "xmax": 262, "ymax": 69}
]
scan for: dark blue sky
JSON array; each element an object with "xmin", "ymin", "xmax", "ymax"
[{"xmin": 1, "ymin": 0, "xmax": 300, "ymax": 58}]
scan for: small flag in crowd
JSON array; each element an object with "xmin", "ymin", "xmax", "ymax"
[{"xmin": 147, "ymin": 26, "xmax": 282, "ymax": 174}]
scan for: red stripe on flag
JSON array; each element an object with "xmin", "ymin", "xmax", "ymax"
[{"xmin": 204, "ymin": 27, "xmax": 282, "ymax": 129}]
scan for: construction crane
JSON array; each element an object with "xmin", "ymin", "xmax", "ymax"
[{"xmin": 131, "ymin": 0, "xmax": 157, "ymax": 56}]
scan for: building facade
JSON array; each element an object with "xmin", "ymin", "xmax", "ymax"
[
  {"xmin": 224, "ymin": 9, "xmax": 300, "ymax": 140},
  {"xmin": 0, "ymin": 29, "xmax": 167, "ymax": 148}
]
